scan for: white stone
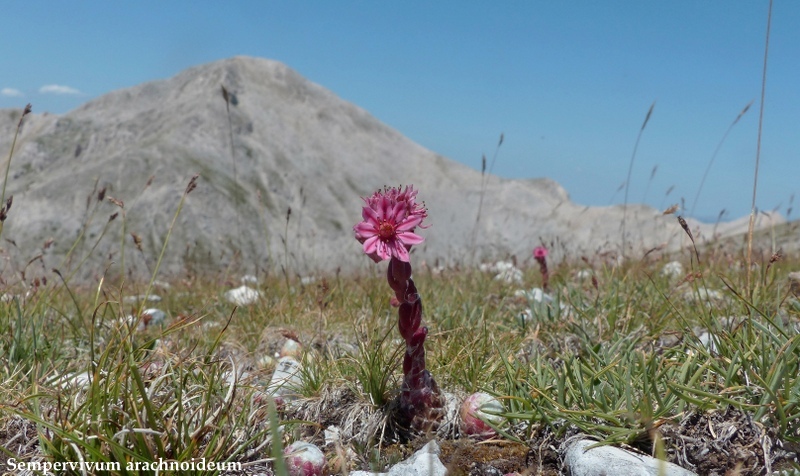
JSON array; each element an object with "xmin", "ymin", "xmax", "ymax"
[
  {"xmin": 267, "ymin": 356, "xmax": 303, "ymax": 402},
  {"xmin": 123, "ymin": 294, "xmax": 162, "ymax": 304},
  {"xmin": 122, "ymin": 308, "xmax": 167, "ymax": 331},
  {"xmin": 153, "ymin": 280, "xmax": 171, "ymax": 289},
  {"xmin": 224, "ymin": 285, "xmax": 262, "ymax": 306},
  {"xmin": 517, "ymin": 308, "xmax": 534, "ymax": 326},
  {"xmin": 349, "ymin": 440, "xmax": 446, "ymax": 476},
  {"xmin": 58, "ymin": 371, "xmax": 93, "ymax": 389},
  {"xmin": 517, "ymin": 287, "xmax": 568, "ymax": 317},
  {"xmin": 141, "ymin": 308, "xmax": 166, "ymax": 327},
  {"xmin": 564, "ymin": 439, "xmax": 697, "ymax": 476},
  {"xmin": 2, "ymin": 291, "xmax": 32, "ymax": 303},
  {"xmin": 696, "ymin": 331, "xmax": 717, "ymax": 353},
  {"xmin": 661, "ymin": 261, "xmax": 684, "ymax": 278},
  {"xmin": 484, "ymin": 261, "xmax": 523, "ymax": 284},
  {"xmin": 682, "ymin": 287, "xmax": 725, "ymax": 303},
  {"xmin": 518, "ymin": 287, "xmax": 550, "ymax": 303},
  {"xmin": 324, "ymin": 425, "xmax": 342, "ymax": 446},
  {"xmin": 495, "ymin": 268, "xmax": 523, "ymax": 283}
]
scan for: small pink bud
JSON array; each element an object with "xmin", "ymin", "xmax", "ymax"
[
  {"xmin": 459, "ymin": 392, "xmax": 504, "ymax": 439},
  {"xmin": 284, "ymin": 441, "xmax": 325, "ymax": 476}
]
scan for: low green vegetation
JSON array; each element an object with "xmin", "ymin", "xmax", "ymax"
[{"xmin": 1, "ymin": 243, "xmax": 799, "ymax": 473}]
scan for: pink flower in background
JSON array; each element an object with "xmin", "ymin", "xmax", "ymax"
[
  {"xmin": 533, "ymin": 246, "xmax": 550, "ymax": 292},
  {"xmin": 354, "ymin": 186, "xmax": 427, "ymax": 263}
]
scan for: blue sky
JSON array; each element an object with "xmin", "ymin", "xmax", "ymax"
[{"xmin": 2, "ymin": 2, "xmax": 797, "ymax": 222}]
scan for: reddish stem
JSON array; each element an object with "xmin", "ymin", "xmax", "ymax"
[
  {"xmin": 535, "ymin": 255, "xmax": 549, "ymax": 292},
  {"xmin": 387, "ymin": 257, "xmax": 443, "ymax": 432}
]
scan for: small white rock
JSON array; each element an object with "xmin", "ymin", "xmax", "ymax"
[
  {"xmin": 661, "ymin": 261, "xmax": 684, "ymax": 279},
  {"xmin": 123, "ymin": 294, "xmax": 162, "ymax": 304},
  {"xmin": 267, "ymin": 356, "xmax": 304, "ymax": 404},
  {"xmin": 696, "ymin": 331, "xmax": 717, "ymax": 354},
  {"xmin": 517, "ymin": 287, "xmax": 568, "ymax": 316},
  {"xmin": 518, "ymin": 287, "xmax": 550, "ymax": 303},
  {"xmin": 324, "ymin": 425, "xmax": 342, "ymax": 446},
  {"xmin": 682, "ymin": 287, "xmax": 725, "ymax": 303},
  {"xmin": 493, "ymin": 262, "xmax": 523, "ymax": 284},
  {"xmin": 153, "ymin": 280, "xmax": 171, "ymax": 290},
  {"xmin": 1, "ymin": 293, "xmax": 15, "ymax": 303},
  {"xmin": 257, "ymin": 354, "xmax": 277, "ymax": 369},
  {"xmin": 496, "ymin": 270, "xmax": 523, "ymax": 284},
  {"xmin": 58, "ymin": 371, "xmax": 93, "ymax": 389},
  {"xmin": 350, "ymin": 440, "xmax": 447, "ymax": 476},
  {"xmin": 224, "ymin": 285, "xmax": 262, "ymax": 306},
  {"xmin": 480, "ymin": 260, "xmax": 522, "ymax": 283},
  {"xmin": 141, "ymin": 308, "xmax": 166, "ymax": 327},
  {"xmin": 564, "ymin": 438, "xmax": 697, "ymax": 476},
  {"xmin": 122, "ymin": 308, "xmax": 167, "ymax": 331}
]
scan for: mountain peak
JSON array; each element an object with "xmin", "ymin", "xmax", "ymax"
[{"xmin": 0, "ymin": 57, "xmax": 780, "ymax": 283}]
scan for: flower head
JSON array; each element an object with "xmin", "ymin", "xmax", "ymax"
[
  {"xmin": 354, "ymin": 185, "xmax": 427, "ymax": 263},
  {"xmin": 533, "ymin": 246, "xmax": 548, "ymax": 260}
]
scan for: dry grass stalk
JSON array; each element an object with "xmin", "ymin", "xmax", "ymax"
[
  {"xmin": 677, "ymin": 215, "xmax": 700, "ymax": 265},
  {"xmin": 621, "ymin": 101, "xmax": 655, "ymax": 260},
  {"xmin": 662, "ymin": 204, "xmax": 679, "ymax": 215},
  {"xmin": 0, "ymin": 104, "xmax": 32, "ymax": 240},
  {"xmin": 747, "ymin": 0, "xmax": 773, "ymax": 295},
  {"xmin": 107, "ymin": 196, "xmax": 125, "ymax": 208},
  {"xmin": 470, "ymin": 134, "xmax": 503, "ymax": 262},
  {"xmin": 690, "ymin": 100, "xmax": 753, "ymax": 217}
]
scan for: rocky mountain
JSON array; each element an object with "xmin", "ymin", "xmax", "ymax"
[{"xmin": 0, "ymin": 56, "xmax": 785, "ymax": 283}]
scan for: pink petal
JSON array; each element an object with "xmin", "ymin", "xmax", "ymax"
[
  {"xmin": 354, "ymin": 221, "xmax": 377, "ymax": 239},
  {"xmin": 378, "ymin": 196, "xmax": 391, "ymax": 220},
  {"xmin": 376, "ymin": 240, "xmax": 391, "ymax": 261},
  {"xmin": 391, "ymin": 201, "xmax": 407, "ymax": 222},
  {"xmin": 396, "ymin": 215, "xmax": 422, "ymax": 232},
  {"xmin": 391, "ymin": 240, "xmax": 410, "ymax": 262},
  {"xmin": 397, "ymin": 231, "xmax": 424, "ymax": 246},
  {"xmin": 362, "ymin": 206, "xmax": 379, "ymax": 223},
  {"xmin": 362, "ymin": 235, "xmax": 380, "ymax": 255}
]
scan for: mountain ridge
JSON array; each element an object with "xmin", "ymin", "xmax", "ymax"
[{"xmin": 0, "ymin": 56, "xmax": 785, "ymax": 283}]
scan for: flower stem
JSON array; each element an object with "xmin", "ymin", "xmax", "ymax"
[{"xmin": 387, "ymin": 257, "xmax": 443, "ymax": 433}]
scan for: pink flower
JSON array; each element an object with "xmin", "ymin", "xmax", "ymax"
[
  {"xmin": 363, "ymin": 185, "xmax": 428, "ymax": 226},
  {"xmin": 533, "ymin": 246, "xmax": 550, "ymax": 292},
  {"xmin": 354, "ymin": 186, "xmax": 427, "ymax": 263}
]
